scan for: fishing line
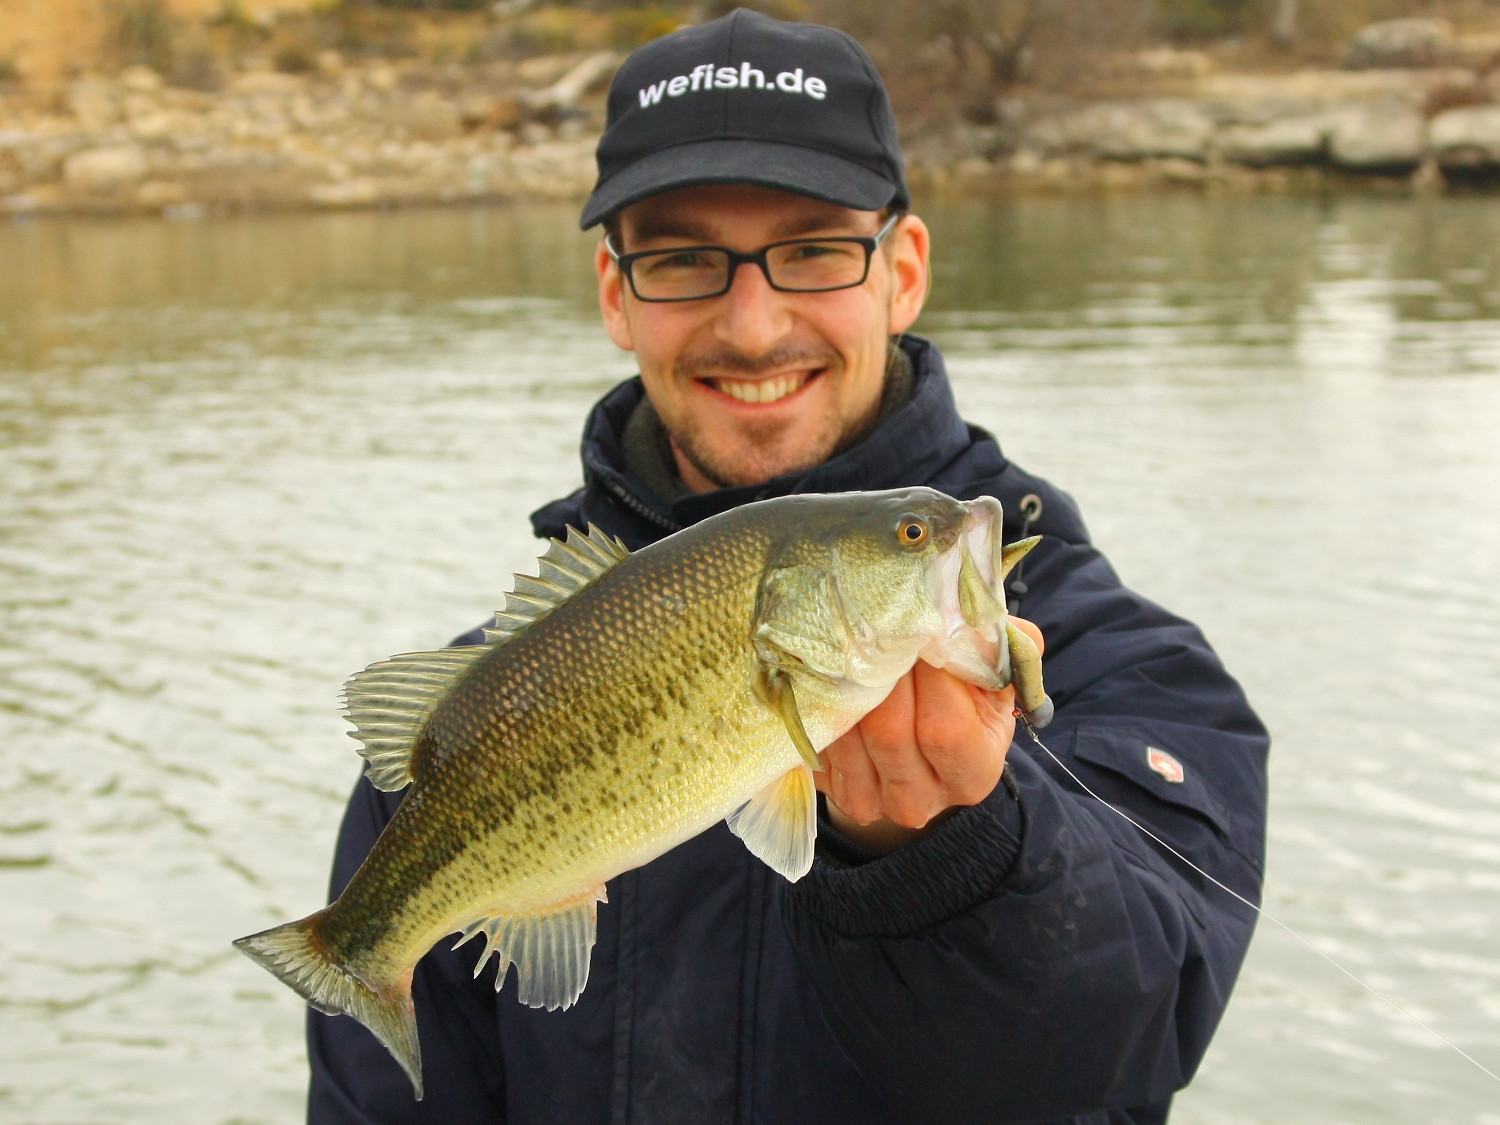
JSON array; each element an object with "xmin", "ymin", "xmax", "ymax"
[{"xmin": 1017, "ymin": 717, "xmax": 1500, "ymax": 1088}]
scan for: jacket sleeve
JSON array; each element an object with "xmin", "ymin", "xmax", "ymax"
[
  {"xmin": 777, "ymin": 538, "xmax": 1269, "ymax": 1123},
  {"xmin": 306, "ymin": 775, "xmax": 508, "ymax": 1125}
]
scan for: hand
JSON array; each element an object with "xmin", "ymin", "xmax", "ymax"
[{"xmin": 814, "ymin": 617, "xmax": 1045, "ymax": 854}]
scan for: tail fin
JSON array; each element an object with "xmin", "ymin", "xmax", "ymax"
[{"xmin": 234, "ymin": 912, "xmax": 424, "ymax": 1099}]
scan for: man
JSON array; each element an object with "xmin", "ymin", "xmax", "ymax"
[{"xmin": 309, "ymin": 10, "xmax": 1268, "ymax": 1124}]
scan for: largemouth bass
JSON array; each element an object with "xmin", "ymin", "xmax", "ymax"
[{"xmin": 234, "ymin": 487, "xmax": 1051, "ymax": 1097}]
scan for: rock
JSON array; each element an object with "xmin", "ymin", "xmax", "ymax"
[
  {"xmin": 1131, "ymin": 48, "xmax": 1213, "ymax": 81},
  {"xmin": 952, "ymin": 156, "xmax": 997, "ymax": 188},
  {"xmin": 308, "ymin": 178, "xmax": 380, "ymax": 207},
  {"xmin": 1219, "ymin": 115, "xmax": 1327, "ymax": 166},
  {"xmin": 1033, "ymin": 100, "xmax": 1215, "ymax": 162},
  {"xmin": 523, "ymin": 51, "xmax": 618, "ymax": 114},
  {"xmin": 1326, "ymin": 104, "xmax": 1426, "ymax": 172},
  {"xmin": 136, "ymin": 179, "xmax": 187, "ymax": 208},
  {"xmin": 120, "ymin": 65, "xmax": 164, "ymax": 93},
  {"xmin": 363, "ymin": 64, "xmax": 399, "ymax": 93},
  {"xmin": 516, "ymin": 53, "xmax": 588, "ymax": 88},
  {"xmin": 1005, "ymin": 148, "xmax": 1045, "ymax": 176},
  {"xmin": 63, "ymin": 145, "xmax": 149, "ymax": 192},
  {"xmin": 1151, "ymin": 157, "xmax": 1209, "ymax": 185},
  {"xmin": 1445, "ymin": 32, "xmax": 1500, "ymax": 70},
  {"xmin": 228, "ymin": 71, "xmax": 303, "ymax": 95},
  {"xmin": 459, "ymin": 94, "xmax": 524, "ymax": 132},
  {"xmin": 1429, "ymin": 105, "xmax": 1500, "ymax": 175},
  {"xmin": 1201, "ymin": 69, "xmax": 1470, "ymax": 110},
  {"xmin": 1344, "ymin": 19, "xmax": 1454, "ymax": 70},
  {"xmin": 63, "ymin": 78, "xmax": 121, "ymax": 129}
]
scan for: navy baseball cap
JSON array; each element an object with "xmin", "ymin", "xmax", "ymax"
[{"xmin": 579, "ymin": 8, "xmax": 909, "ymax": 229}]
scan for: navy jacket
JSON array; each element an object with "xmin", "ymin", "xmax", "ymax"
[{"xmin": 308, "ymin": 336, "xmax": 1269, "ymax": 1125}]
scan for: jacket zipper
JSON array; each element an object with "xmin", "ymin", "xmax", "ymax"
[{"xmin": 603, "ymin": 476, "xmax": 681, "ymax": 533}]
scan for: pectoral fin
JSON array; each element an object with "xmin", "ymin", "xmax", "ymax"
[
  {"xmin": 759, "ymin": 666, "xmax": 824, "ymax": 773},
  {"xmin": 726, "ymin": 764, "xmax": 817, "ymax": 882}
]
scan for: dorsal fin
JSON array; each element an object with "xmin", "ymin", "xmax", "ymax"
[
  {"xmin": 341, "ymin": 647, "xmax": 489, "ymax": 790},
  {"xmin": 482, "ymin": 524, "xmax": 630, "ymax": 645}
]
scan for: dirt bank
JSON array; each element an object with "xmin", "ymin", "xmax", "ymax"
[{"xmin": 3, "ymin": 14, "xmax": 1500, "ymax": 217}]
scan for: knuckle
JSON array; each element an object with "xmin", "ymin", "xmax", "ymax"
[{"xmin": 888, "ymin": 801, "xmax": 930, "ymax": 830}]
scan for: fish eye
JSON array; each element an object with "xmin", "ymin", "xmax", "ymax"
[{"xmin": 896, "ymin": 516, "xmax": 928, "ymax": 546}]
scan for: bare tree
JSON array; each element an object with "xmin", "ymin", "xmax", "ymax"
[
  {"xmin": 932, "ymin": 0, "xmax": 1042, "ymax": 89},
  {"xmin": 1272, "ymin": 0, "xmax": 1299, "ymax": 46}
]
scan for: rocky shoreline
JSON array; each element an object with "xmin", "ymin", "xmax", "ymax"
[{"xmin": 3, "ymin": 45, "xmax": 1500, "ymax": 218}]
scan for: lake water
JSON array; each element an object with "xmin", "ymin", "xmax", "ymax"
[{"xmin": 2, "ymin": 195, "xmax": 1499, "ymax": 1124}]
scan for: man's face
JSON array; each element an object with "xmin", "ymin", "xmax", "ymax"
[{"xmin": 596, "ymin": 184, "xmax": 930, "ymax": 492}]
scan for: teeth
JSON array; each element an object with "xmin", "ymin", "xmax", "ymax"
[{"xmin": 712, "ymin": 373, "xmax": 809, "ymax": 404}]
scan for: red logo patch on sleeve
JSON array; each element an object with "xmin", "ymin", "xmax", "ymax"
[{"xmin": 1146, "ymin": 747, "xmax": 1185, "ymax": 784}]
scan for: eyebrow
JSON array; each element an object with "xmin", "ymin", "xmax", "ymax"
[{"xmin": 625, "ymin": 210, "xmax": 867, "ymax": 246}]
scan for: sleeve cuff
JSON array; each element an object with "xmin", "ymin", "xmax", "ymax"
[{"xmin": 781, "ymin": 765, "xmax": 1025, "ymax": 939}]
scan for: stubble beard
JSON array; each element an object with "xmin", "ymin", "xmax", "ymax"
[{"xmin": 665, "ymin": 341, "xmax": 887, "ymax": 491}]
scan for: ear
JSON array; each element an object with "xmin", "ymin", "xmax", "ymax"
[
  {"xmin": 885, "ymin": 214, "xmax": 931, "ymax": 335},
  {"xmin": 596, "ymin": 238, "xmax": 636, "ymax": 352}
]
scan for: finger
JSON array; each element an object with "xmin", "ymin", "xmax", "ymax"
[
  {"xmin": 823, "ymin": 726, "xmax": 884, "ymax": 825},
  {"xmin": 909, "ymin": 662, "xmax": 1008, "ymax": 807},
  {"xmin": 857, "ymin": 672, "xmax": 946, "ymax": 829},
  {"xmin": 1009, "ymin": 614, "xmax": 1044, "ymax": 656}
]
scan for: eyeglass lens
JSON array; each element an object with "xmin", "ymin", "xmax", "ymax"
[{"xmin": 630, "ymin": 240, "xmax": 869, "ymax": 300}]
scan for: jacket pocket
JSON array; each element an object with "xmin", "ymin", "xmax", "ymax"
[{"xmin": 1070, "ymin": 724, "xmax": 1234, "ymax": 843}]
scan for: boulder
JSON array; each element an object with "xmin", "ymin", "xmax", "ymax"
[
  {"xmin": 1326, "ymin": 104, "xmax": 1426, "ymax": 172},
  {"xmin": 119, "ymin": 65, "xmax": 163, "ymax": 94},
  {"xmin": 135, "ymin": 179, "xmax": 187, "ymax": 209},
  {"xmin": 1032, "ymin": 100, "xmax": 1215, "ymax": 162},
  {"xmin": 1219, "ymin": 115, "xmax": 1328, "ymax": 166},
  {"xmin": 523, "ymin": 50, "xmax": 618, "ymax": 114},
  {"xmin": 1344, "ymin": 19, "xmax": 1454, "ymax": 70},
  {"xmin": 63, "ymin": 78, "xmax": 121, "ymax": 129},
  {"xmin": 1429, "ymin": 105, "xmax": 1500, "ymax": 175},
  {"xmin": 62, "ymin": 144, "xmax": 149, "ymax": 192},
  {"xmin": 308, "ymin": 178, "xmax": 380, "ymax": 208}
]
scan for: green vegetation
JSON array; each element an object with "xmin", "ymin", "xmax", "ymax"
[
  {"xmin": 112, "ymin": 0, "xmax": 178, "ymax": 74},
  {"xmin": 64, "ymin": 0, "xmax": 1500, "ymax": 111}
]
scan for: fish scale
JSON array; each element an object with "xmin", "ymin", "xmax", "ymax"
[
  {"xmin": 233, "ymin": 487, "xmax": 1051, "ymax": 1100},
  {"xmin": 324, "ymin": 515, "xmax": 792, "ymax": 980}
]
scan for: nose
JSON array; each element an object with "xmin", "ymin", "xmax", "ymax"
[{"xmin": 713, "ymin": 256, "xmax": 793, "ymax": 358}]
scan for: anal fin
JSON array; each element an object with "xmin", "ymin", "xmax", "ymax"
[
  {"xmin": 726, "ymin": 764, "xmax": 817, "ymax": 882},
  {"xmin": 452, "ymin": 887, "xmax": 606, "ymax": 1012}
]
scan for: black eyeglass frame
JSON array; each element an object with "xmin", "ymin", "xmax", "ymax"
[{"xmin": 605, "ymin": 212, "xmax": 903, "ymax": 303}]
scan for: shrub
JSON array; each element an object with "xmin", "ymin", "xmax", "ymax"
[
  {"xmin": 1155, "ymin": 0, "xmax": 1262, "ymax": 40},
  {"xmin": 609, "ymin": 6, "xmax": 682, "ymax": 49},
  {"xmin": 111, "ymin": 0, "xmax": 177, "ymax": 73}
]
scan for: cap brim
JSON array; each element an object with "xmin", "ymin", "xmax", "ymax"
[{"xmin": 579, "ymin": 138, "xmax": 900, "ymax": 229}]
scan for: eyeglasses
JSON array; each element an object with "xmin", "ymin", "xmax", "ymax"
[{"xmin": 606, "ymin": 213, "xmax": 902, "ymax": 303}]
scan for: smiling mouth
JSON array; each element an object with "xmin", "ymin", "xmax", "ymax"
[{"xmin": 705, "ymin": 371, "xmax": 818, "ymax": 405}]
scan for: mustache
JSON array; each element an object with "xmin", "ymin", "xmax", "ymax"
[{"xmin": 676, "ymin": 343, "xmax": 836, "ymax": 379}]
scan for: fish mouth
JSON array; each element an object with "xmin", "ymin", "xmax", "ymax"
[
  {"xmin": 961, "ymin": 496, "xmax": 1005, "ymax": 592},
  {"xmin": 917, "ymin": 496, "xmax": 1010, "ymax": 690},
  {"xmin": 701, "ymin": 369, "xmax": 822, "ymax": 405}
]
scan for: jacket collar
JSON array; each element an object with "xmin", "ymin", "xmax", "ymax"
[{"xmin": 533, "ymin": 335, "xmax": 980, "ymax": 545}]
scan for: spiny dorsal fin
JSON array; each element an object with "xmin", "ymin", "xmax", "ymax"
[
  {"xmin": 341, "ymin": 647, "xmax": 488, "ymax": 790},
  {"xmin": 483, "ymin": 524, "xmax": 630, "ymax": 645}
]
